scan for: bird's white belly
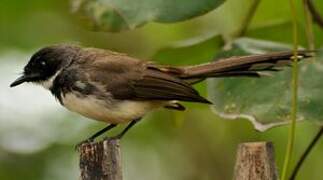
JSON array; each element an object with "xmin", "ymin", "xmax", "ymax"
[{"xmin": 61, "ymin": 93, "xmax": 162, "ymax": 124}]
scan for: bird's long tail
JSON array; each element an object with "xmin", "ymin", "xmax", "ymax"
[{"xmin": 179, "ymin": 51, "xmax": 312, "ymax": 82}]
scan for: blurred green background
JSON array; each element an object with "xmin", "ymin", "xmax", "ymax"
[{"xmin": 1, "ymin": 0, "xmax": 323, "ymax": 179}]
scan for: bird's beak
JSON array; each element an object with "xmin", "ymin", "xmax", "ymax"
[{"xmin": 10, "ymin": 73, "xmax": 39, "ymax": 87}]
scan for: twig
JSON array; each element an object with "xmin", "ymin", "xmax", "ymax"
[
  {"xmin": 234, "ymin": 0, "xmax": 261, "ymax": 37},
  {"xmin": 302, "ymin": 0, "xmax": 315, "ymax": 50},
  {"xmin": 289, "ymin": 127, "xmax": 323, "ymax": 180},
  {"xmin": 306, "ymin": 0, "xmax": 323, "ymax": 27},
  {"xmin": 281, "ymin": 0, "xmax": 299, "ymax": 178}
]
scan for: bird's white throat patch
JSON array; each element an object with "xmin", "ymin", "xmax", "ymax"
[{"xmin": 40, "ymin": 70, "xmax": 61, "ymax": 89}]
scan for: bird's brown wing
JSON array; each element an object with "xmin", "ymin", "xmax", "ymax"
[
  {"xmin": 130, "ymin": 68, "xmax": 210, "ymax": 103},
  {"xmin": 83, "ymin": 52, "xmax": 210, "ymax": 103}
]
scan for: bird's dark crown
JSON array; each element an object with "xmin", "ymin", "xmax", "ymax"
[
  {"xmin": 10, "ymin": 44, "xmax": 81, "ymax": 87},
  {"xmin": 28, "ymin": 45, "xmax": 81, "ymax": 80}
]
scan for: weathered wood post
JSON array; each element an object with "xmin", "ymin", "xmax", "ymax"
[
  {"xmin": 233, "ymin": 142, "xmax": 278, "ymax": 180},
  {"xmin": 79, "ymin": 138, "xmax": 122, "ymax": 180}
]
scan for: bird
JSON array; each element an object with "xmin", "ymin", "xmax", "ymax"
[{"xmin": 10, "ymin": 44, "xmax": 311, "ymax": 144}]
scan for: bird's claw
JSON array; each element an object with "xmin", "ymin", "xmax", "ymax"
[
  {"xmin": 109, "ymin": 134, "xmax": 124, "ymax": 140},
  {"xmin": 74, "ymin": 138, "xmax": 94, "ymax": 151}
]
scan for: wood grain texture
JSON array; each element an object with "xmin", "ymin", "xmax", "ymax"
[
  {"xmin": 79, "ymin": 138, "xmax": 122, "ymax": 180},
  {"xmin": 233, "ymin": 142, "xmax": 278, "ymax": 180}
]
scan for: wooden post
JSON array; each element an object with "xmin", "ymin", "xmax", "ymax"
[
  {"xmin": 79, "ymin": 138, "xmax": 122, "ymax": 180},
  {"xmin": 233, "ymin": 142, "xmax": 278, "ymax": 180}
]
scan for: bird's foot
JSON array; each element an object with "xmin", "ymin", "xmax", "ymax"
[
  {"xmin": 74, "ymin": 138, "xmax": 94, "ymax": 151},
  {"xmin": 109, "ymin": 134, "xmax": 122, "ymax": 140}
]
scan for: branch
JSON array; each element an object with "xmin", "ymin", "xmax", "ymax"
[
  {"xmin": 289, "ymin": 127, "xmax": 323, "ymax": 180},
  {"xmin": 306, "ymin": 0, "xmax": 323, "ymax": 27}
]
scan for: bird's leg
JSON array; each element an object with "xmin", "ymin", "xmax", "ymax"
[
  {"xmin": 75, "ymin": 124, "xmax": 117, "ymax": 150},
  {"xmin": 112, "ymin": 118, "xmax": 141, "ymax": 139},
  {"xmin": 89, "ymin": 124, "xmax": 117, "ymax": 140}
]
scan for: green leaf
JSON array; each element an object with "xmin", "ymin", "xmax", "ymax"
[
  {"xmin": 71, "ymin": 0, "xmax": 225, "ymax": 32},
  {"xmin": 207, "ymin": 38, "xmax": 323, "ymax": 131},
  {"xmin": 153, "ymin": 34, "xmax": 224, "ymax": 65}
]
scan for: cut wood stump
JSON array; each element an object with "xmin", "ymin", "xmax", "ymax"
[
  {"xmin": 78, "ymin": 139, "xmax": 277, "ymax": 180},
  {"xmin": 79, "ymin": 138, "xmax": 122, "ymax": 180},
  {"xmin": 233, "ymin": 142, "xmax": 278, "ymax": 180}
]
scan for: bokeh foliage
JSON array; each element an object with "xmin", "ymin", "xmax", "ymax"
[
  {"xmin": 1, "ymin": 0, "xmax": 323, "ymax": 180},
  {"xmin": 72, "ymin": 0, "xmax": 225, "ymax": 31}
]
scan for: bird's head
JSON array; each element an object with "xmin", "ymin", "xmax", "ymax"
[{"xmin": 10, "ymin": 44, "xmax": 80, "ymax": 88}]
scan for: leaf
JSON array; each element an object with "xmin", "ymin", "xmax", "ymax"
[
  {"xmin": 71, "ymin": 0, "xmax": 225, "ymax": 32},
  {"xmin": 153, "ymin": 33, "xmax": 223, "ymax": 65},
  {"xmin": 207, "ymin": 38, "xmax": 323, "ymax": 131},
  {"xmin": 201, "ymin": 0, "xmax": 261, "ymax": 40}
]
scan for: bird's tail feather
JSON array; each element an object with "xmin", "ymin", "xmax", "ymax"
[{"xmin": 180, "ymin": 51, "xmax": 313, "ymax": 80}]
